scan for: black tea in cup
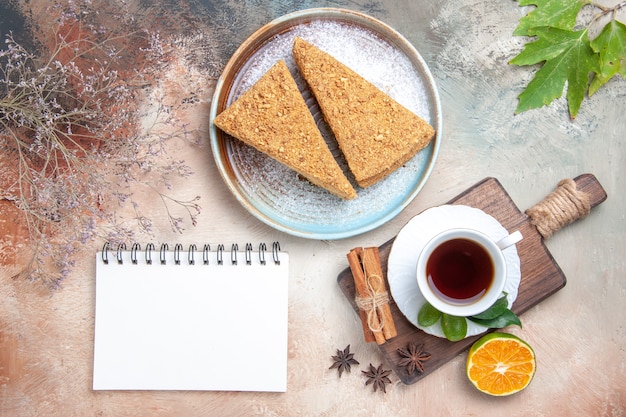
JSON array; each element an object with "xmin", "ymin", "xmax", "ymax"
[{"xmin": 426, "ymin": 238, "xmax": 494, "ymax": 304}]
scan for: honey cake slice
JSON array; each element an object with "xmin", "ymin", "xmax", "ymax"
[
  {"xmin": 214, "ymin": 60, "xmax": 356, "ymax": 200},
  {"xmin": 292, "ymin": 37, "xmax": 436, "ymax": 188}
]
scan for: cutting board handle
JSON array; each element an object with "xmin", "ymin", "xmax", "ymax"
[{"xmin": 525, "ymin": 173, "xmax": 607, "ymax": 239}]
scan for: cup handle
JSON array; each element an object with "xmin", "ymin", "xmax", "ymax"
[{"xmin": 496, "ymin": 230, "xmax": 523, "ymax": 250}]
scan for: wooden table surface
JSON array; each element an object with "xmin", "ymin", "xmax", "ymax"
[{"xmin": 1, "ymin": 1, "xmax": 624, "ymax": 416}]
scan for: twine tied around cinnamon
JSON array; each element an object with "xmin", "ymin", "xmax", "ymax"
[
  {"xmin": 347, "ymin": 247, "xmax": 397, "ymax": 344},
  {"xmin": 355, "ymin": 273, "xmax": 389, "ymax": 333},
  {"xmin": 525, "ymin": 178, "xmax": 591, "ymax": 239}
]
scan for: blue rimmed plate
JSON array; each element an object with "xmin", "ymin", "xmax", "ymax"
[{"xmin": 209, "ymin": 8, "xmax": 442, "ymax": 239}]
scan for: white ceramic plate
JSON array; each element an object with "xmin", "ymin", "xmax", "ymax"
[
  {"xmin": 209, "ymin": 8, "xmax": 442, "ymax": 240},
  {"xmin": 387, "ymin": 205, "xmax": 522, "ymax": 339}
]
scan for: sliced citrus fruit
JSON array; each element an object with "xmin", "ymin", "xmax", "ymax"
[{"xmin": 466, "ymin": 332, "xmax": 536, "ymax": 396}]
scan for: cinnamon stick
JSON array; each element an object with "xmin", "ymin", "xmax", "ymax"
[
  {"xmin": 347, "ymin": 247, "xmax": 397, "ymax": 344},
  {"xmin": 362, "ymin": 247, "xmax": 397, "ymax": 341},
  {"xmin": 347, "ymin": 248, "xmax": 378, "ymax": 343}
]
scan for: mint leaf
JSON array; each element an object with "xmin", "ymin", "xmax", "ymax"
[
  {"xmin": 589, "ymin": 19, "xmax": 626, "ymax": 95},
  {"xmin": 468, "ymin": 309, "xmax": 522, "ymax": 329},
  {"xmin": 514, "ymin": 0, "xmax": 591, "ymax": 36},
  {"xmin": 417, "ymin": 302, "xmax": 442, "ymax": 327},
  {"xmin": 510, "ymin": 26, "xmax": 598, "ymax": 118},
  {"xmin": 441, "ymin": 314, "xmax": 467, "ymax": 342},
  {"xmin": 470, "ymin": 294, "xmax": 509, "ymax": 320}
]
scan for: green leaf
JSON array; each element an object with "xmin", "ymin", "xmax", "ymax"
[
  {"xmin": 468, "ymin": 309, "xmax": 522, "ymax": 329},
  {"xmin": 470, "ymin": 294, "xmax": 509, "ymax": 320},
  {"xmin": 417, "ymin": 302, "xmax": 442, "ymax": 327},
  {"xmin": 441, "ymin": 314, "xmax": 467, "ymax": 342},
  {"xmin": 510, "ymin": 26, "xmax": 598, "ymax": 118},
  {"xmin": 589, "ymin": 19, "xmax": 626, "ymax": 95},
  {"xmin": 514, "ymin": 0, "xmax": 591, "ymax": 36}
]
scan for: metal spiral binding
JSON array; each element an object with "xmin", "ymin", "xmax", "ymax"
[
  {"xmin": 272, "ymin": 241, "xmax": 281, "ymax": 265},
  {"xmin": 231, "ymin": 243, "xmax": 239, "ymax": 265},
  {"xmin": 202, "ymin": 244, "xmax": 210, "ymax": 265},
  {"xmin": 101, "ymin": 241, "xmax": 282, "ymax": 266},
  {"xmin": 145, "ymin": 243, "xmax": 155, "ymax": 265},
  {"xmin": 116, "ymin": 243, "xmax": 126, "ymax": 264},
  {"xmin": 131, "ymin": 243, "xmax": 140, "ymax": 264},
  {"xmin": 174, "ymin": 244, "xmax": 183, "ymax": 265},
  {"xmin": 245, "ymin": 243, "xmax": 253, "ymax": 265},
  {"xmin": 101, "ymin": 242, "xmax": 110, "ymax": 264},
  {"xmin": 259, "ymin": 243, "xmax": 267, "ymax": 265},
  {"xmin": 160, "ymin": 243, "xmax": 169, "ymax": 265},
  {"xmin": 188, "ymin": 244, "xmax": 196, "ymax": 265},
  {"xmin": 216, "ymin": 244, "xmax": 224, "ymax": 265}
]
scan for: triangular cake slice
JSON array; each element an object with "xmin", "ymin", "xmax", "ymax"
[
  {"xmin": 292, "ymin": 37, "xmax": 436, "ymax": 188},
  {"xmin": 214, "ymin": 60, "xmax": 356, "ymax": 200}
]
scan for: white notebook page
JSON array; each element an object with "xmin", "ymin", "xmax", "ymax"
[{"xmin": 93, "ymin": 245, "xmax": 288, "ymax": 392}]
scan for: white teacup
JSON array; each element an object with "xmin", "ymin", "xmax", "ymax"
[{"xmin": 416, "ymin": 228, "xmax": 523, "ymax": 317}]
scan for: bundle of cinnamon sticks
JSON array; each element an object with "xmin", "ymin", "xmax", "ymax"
[{"xmin": 347, "ymin": 247, "xmax": 397, "ymax": 345}]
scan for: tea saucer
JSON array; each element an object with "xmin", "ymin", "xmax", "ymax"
[{"xmin": 387, "ymin": 205, "xmax": 521, "ymax": 339}]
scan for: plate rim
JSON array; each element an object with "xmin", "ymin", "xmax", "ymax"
[{"xmin": 209, "ymin": 7, "xmax": 443, "ymax": 240}]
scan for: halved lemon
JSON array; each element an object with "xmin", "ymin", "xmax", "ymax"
[{"xmin": 466, "ymin": 332, "xmax": 536, "ymax": 396}]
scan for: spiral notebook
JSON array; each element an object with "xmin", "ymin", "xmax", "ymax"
[{"xmin": 93, "ymin": 242, "xmax": 289, "ymax": 392}]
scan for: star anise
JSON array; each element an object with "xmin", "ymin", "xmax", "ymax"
[
  {"xmin": 362, "ymin": 363, "xmax": 392, "ymax": 393},
  {"xmin": 397, "ymin": 342, "xmax": 431, "ymax": 375},
  {"xmin": 329, "ymin": 344, "xmax": 359, "ymax": 377}
]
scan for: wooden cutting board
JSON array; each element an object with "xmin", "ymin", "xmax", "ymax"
[{"xmin": 337, "ymin": 174, "xmax": 607, "ymax": 385}]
